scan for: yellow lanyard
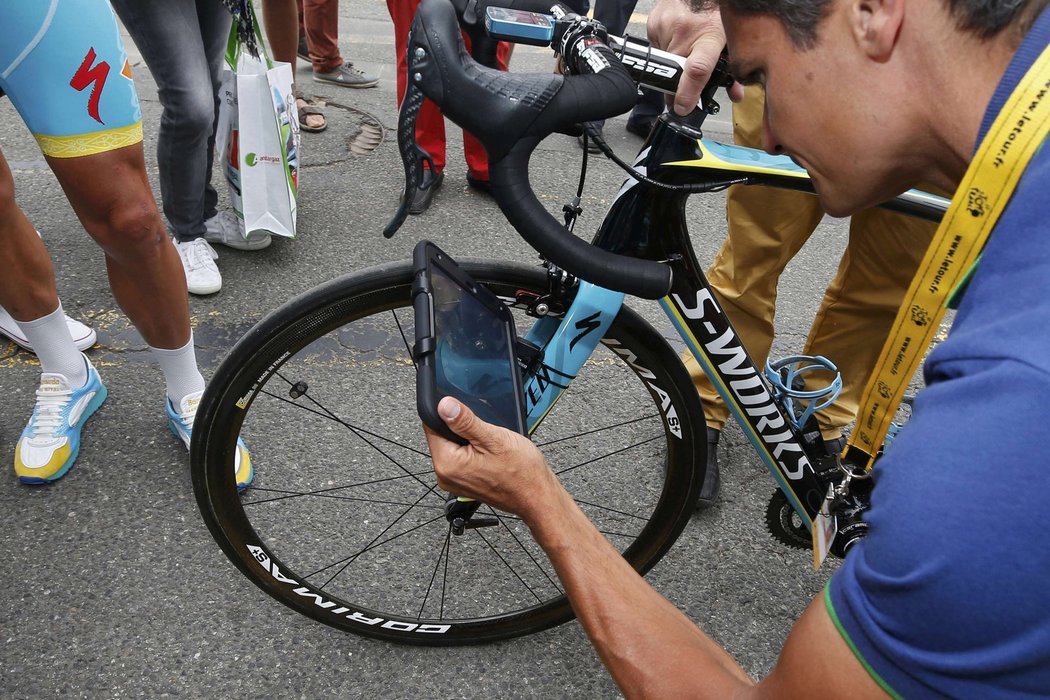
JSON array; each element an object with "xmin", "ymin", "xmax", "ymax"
[{"xmin": 845, "ymin": 42, "xmax": 1050, "ymax": 469}]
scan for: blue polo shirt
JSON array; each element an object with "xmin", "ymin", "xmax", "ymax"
[{"xmin": 826, "ymin": 7, "xmax": 1050, "ymax": 699}]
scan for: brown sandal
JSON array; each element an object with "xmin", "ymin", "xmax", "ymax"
[{"xmin": 295, "ymin": 96, "xmax": 327, "ymax": 133}]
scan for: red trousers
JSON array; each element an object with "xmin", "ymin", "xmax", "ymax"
[
  {"xmin": 297, "ymin": 0, "xmax": 342, "ymax": 73},
  {"xmin": 386, "ymin": 0, "xmax": 510, "ymax": 179}
]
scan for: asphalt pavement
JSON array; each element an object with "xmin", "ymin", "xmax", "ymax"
[{"xmin": 0, "ymin": 2, "xmax": 850, "ymax": 697}]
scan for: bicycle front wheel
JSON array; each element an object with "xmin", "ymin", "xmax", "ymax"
[{"xmin": 192, "ymin": 259, "xmax": 705, "ymax": 645}]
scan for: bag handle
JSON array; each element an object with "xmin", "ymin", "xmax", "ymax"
[{"xmin": 224, "ymin": 0, "xmax": 273, "ymax": 69}]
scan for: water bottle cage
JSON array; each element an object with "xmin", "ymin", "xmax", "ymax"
[{"xmin": 764, "ymin": 355, "xmax": 843, "ymax": 438}]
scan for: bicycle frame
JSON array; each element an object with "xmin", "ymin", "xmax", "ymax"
[{"xmin": 514, "ymin": 113, "xmax": 948, "ymax": 541}]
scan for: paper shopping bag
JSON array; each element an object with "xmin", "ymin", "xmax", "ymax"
[{"xmin": 217, "ymin": 3, "xmax": 299, "ymax": 240}]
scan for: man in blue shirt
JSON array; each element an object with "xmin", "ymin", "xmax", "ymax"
[{"xmin": 425, "ymin": 0, "xmax": 1050, "ymax": 696}]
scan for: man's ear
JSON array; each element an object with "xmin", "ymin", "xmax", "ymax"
[{"xmin": 851, "ymin": 0, "xmax": 904, "ymax": 62}]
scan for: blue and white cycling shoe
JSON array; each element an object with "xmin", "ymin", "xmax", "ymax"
[
  {"xmin": 15, "ymin": 355, "xmax": 107, "ymax": 484},
  {"xmin": 167, "ymin": 389, "xmax": 253, "ymax": 492}
]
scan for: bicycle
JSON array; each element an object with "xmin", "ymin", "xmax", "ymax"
[{"xmin": 190, "ymin": 0, "xmax": 948, "ymax": 646}]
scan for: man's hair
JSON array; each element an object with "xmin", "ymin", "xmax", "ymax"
[{"xmin": 702, "ymin": 0, "xmax": 1045, "ymax": 48}]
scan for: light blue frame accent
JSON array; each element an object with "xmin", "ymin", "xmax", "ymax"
[{"xmin": 521, "ymin": 281, "xmax": 625, "ymax": 431}]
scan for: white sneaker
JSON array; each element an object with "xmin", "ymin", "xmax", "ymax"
[
  {"xmin": 15, "ymin": 354, "xmax": 107, "ymax": 484},
  {"xmin": 174, "ymin": 237, "xmax": 222, "ymax": 295},
  {"xmin": 0, "ymin": 305, "xmax": 97, "ymax": 352},
  {"xmin": 203, "ymin": 211, "xmax": 271, "ymax": 251},
  {"xmin": 167, "ymin": 389, "xmax": 253, "ymax": 491}
]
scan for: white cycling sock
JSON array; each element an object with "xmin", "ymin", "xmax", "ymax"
[
  {"xmin": 16, "ymin": 303, "xmax": 88, "ymax": 386},
  {"xmin": 149, "ymin": 334, "xmax": 206, "ymax": 407}
]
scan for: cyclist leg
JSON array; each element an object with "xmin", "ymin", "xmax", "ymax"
[
  {"xmin": 45, "ymin": 144, "xmax": 191, "ymax": 350},
  {"xmin": 0, "ymin": 152, "xmax": 61, "ymax": 327},
  {"xmin": 0, "ymin": 0, "xmax": 248, "ymax": 486},
  {"xmin": 0, "ymin": 169, "xmax": 96, "ymax": 354}
]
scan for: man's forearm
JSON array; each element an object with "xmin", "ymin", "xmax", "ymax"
[{"xmin": 527, "ymin": 486, "xmax": 754, "ymax": 699}]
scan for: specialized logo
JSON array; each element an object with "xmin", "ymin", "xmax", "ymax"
[
  {"xmin": 70, "ymin": 48, "xmax": 111, "ymax": 124},
  {"xmin": 247, "ymin": 545, "xmax": 451, "ymax": 634},
  {"xmin": 569, "ymin": 312, "xmax": 602, "ymax": 352},
  {"xmin": 671, "ymin": 289, "xmax": 810, "ymax": 478},
  {"xmin": 604, "ymin": 339, "xmax": 682, "ymax": 439},
  {"xmin": 612, "ymin": 147, "xmax": 650, "ymax": 202}
]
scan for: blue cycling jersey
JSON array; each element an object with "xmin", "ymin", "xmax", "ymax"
[{"xmin": 0, "ymin": 0, "xmax": 142, "ymax": 158}]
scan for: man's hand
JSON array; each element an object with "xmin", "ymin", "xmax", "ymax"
[
  {"xmin": 423, "ymin": 397, "xmax": 562, "ymax": 522},
  {"xmin": 647, "ymin": 0, "xmax": 741, "ymax": 115}
]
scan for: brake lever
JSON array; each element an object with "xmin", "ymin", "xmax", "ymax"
[
  {"xmin": 386, "ymin": 0, "xmax": 551, "ymax": 238},
  {"xmin": 383, "ymin": 78, "xmax": 432, "ymax": 238}
]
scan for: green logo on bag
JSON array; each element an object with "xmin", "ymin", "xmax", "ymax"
[{"xmin": 244, "ymin": 152, "xmax": 280, "ymax": 167}]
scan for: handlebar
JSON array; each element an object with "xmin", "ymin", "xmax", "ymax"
[{"xmin": 384, "ymin": 0, "xmax": 711, "ymax": 299}]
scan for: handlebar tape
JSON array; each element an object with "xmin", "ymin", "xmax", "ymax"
[{"xmin": 407, "ymin": 0, "xmax": 673, "ymax": 299}]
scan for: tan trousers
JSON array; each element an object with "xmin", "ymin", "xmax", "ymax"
[{"xmin": 685, "ymin": 87, "xmax": 938, "ymax": 438}]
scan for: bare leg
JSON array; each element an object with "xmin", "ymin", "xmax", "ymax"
[
  {"xmin": 264, "ymin": 0, "xmax": 325, "ymax": 131},
  {"xmin": 262, "ymin": 0, "xmax": 298, "ymax": 69},
  {"xmin": 45, "ymin": 144, "xmax": 190, "ymax": 350},
  {"xmin": 0, "ymin": 150, "xmax": 61, "ymax": 322}
]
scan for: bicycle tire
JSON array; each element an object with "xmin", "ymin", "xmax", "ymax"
[{"xmin": 192, "ymin": 259, "xmax": 705, "ymax": 645}]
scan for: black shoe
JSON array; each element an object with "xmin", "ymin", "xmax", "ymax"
[
  {"xmin": 625, "ymin": 117, "xmax": 655, "ymax": 139},
  {"xmin": 466, "ymin": 173, "xmax": 491, "ymax": 196},
  {"xmin": 697, "ymin": 427, "xmax": 721, "ymax": 508},
  {"xmin": 823, "ymin": 435, "xmax": 846, "ymax": 458},
  {"xmin": 404, "ymin": 169, "xmax": 443, "ymax": 215},
  {"xmin": 576, "ymin": 122, "xmax": 604, "ymax": 153}
]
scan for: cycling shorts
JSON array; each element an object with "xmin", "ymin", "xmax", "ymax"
[{"xmin": 0, "ymin": 0, "xmax": 143, "ymax": 158}]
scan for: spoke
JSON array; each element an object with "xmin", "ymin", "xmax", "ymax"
[
  {"xmin": 440, "ymin": 526, "xmax": 451, "ymax": 619},
  {"xmin": 261, "ymin": 384, "xmax": 430, "ymax": 458},
  {"xmin": 489, "ymin": 505, "xmax": 648, "ymax": 543},
  {"xmin": 390, "ymin": 308, "xmax": 416, "ymax": 367},
  {"xmin": 270, "ymin": 370, "xmax": 440, "ymax": 501},
  {"xmin": 553, "ymin": 434, "xmax": 663, "ymax": 478},
  {"xmin": 484, "ymin": 505, "xmax": 562, "ymax": 593},
  {"xmin": 573, "ymin": 497, "xmax": 651, "ymax": 523},
  {"xmin": 304, "ymin": 511, "xmax": 446, "ymax": 582},
  {"xmin": 310, "ymin": 489, "xmax": 438, "ymax": 586},
  {"xmin": 533, "ymin": 413, "xmax": 659, "ymax": 449},
  {"xmin": 418, "ymin": 525, "xmax": 452, "ymax": 621},
  {"xmin": 475, "ymin": 528, "xmax": 545, "ymax": 604},
  {"xmin": 242, "ymin": 470, "xmax": 438, "ymax": 506}
]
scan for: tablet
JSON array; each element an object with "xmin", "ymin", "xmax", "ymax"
[{"xmin": 412, "ymin": 240, "xmax": 528, "ymax": 444}]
